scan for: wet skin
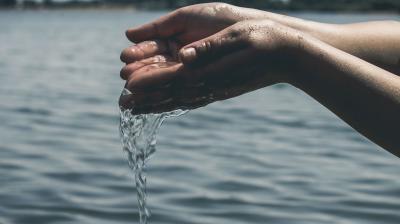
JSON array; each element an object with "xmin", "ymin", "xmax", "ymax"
[{"xmin": 119, "ymin": 3, "xmax": 400, "ymax": 156}]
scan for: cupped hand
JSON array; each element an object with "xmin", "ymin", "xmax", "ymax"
[
  {"xmin": 120, "ymin": 3, "xmax": 266, "ymax": 65},
  {"xmin": 119, "ymin": 20, "xmax": 305, "ymax": 114}
]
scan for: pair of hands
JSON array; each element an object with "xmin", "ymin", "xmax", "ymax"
[
  {"xmin": 119, "ymin": 3, "xmax": 306, "ymax": 114},
  {"xmin": 119, "ymin": 3, "xmax": 400, "ymax": 154}
]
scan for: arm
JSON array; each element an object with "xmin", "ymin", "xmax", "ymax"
[
  {"xmin": 234, "ymin": 6, "xmax": 400, "ymax": 74},
  {"xmin": 291, "ymin": 32, "xmax": 400, "ymax": 156},
  {"xmin": 170, "ymin": 19, "xmax": 400, "ymax": 154},
  {"xmin": 121, "ymin": 3, "xmax": 400, "ymax": 75},
  {"xmin": 120, "ymin": 6, "xmax": 400, "ymax": 156}
]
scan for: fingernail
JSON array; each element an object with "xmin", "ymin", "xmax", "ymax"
[{"xmin": 181, "ymin": 47, "xmax": 196, "ymax": 63}]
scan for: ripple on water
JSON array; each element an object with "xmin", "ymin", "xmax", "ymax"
[
  {"xmin": 12, "ymin": 106, "xmax": 53, "ymax": 116},
  {"xmin": 1, "ymin": 10, "xmax": 400, "ymax": 224}
]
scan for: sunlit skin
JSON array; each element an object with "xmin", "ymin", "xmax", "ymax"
[{"xmin": 119, "ymin": 3, "xmax": 400, "ymax": 156}]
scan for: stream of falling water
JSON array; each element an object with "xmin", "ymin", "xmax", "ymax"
[{"xmin": 119, "ymin": 88, "xmax": 186, "ymax": 224}]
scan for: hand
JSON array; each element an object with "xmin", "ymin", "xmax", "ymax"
[
  {"xmin": 120, "ymin": 3, "xmax": 266, "ymax": 66},
  {"xmin": 119, "ymin": 20, "xmax": 305, "ymax": 114}
]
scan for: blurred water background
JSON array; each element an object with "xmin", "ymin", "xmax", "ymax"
[{"xmin": 0, "ymin": 9, "xmax": 399, "ymax": 224}]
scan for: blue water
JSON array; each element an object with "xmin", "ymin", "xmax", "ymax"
[{"xmin": 0, "ymin": 9, "xmax": 399, "ymax": 224}]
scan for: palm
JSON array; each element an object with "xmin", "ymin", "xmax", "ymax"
[
  {"xmin": 120, "ymin": 4, "xmax": 240, "ymax": 78},
  {"xmin": 120, "ymin": 4, "xmax": 288, "ymax": 112}
]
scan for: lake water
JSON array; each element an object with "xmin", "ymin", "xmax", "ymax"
[{"xmin": 0, "ymin": 9, "xmax": 399, "ymax": 224}]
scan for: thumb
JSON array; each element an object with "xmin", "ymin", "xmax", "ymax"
[
  {"xmin": 126, "ymin": 10, "xmax": 184, "ymax": 43},
  {"xmin": 179, "ymin": 28, "xmax": 245, "ymax": 65}
]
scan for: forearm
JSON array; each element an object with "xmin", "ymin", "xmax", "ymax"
[
  {"xmin": 333, "ymin": 21, "xmax": 400, "ymax": 74},
  {"xmin": 237, "ymin": 6, "xmax": 400, "ymax": 74},
  {"xmin": 289, "ymin": 34, "xmax": 400, "ymax": 156}
]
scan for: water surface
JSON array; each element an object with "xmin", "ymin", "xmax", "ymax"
[{"xmin": 0, "ymin": 9, "xmax": 399, "ymax": 224}]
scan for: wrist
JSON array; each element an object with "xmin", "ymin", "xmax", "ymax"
[{"xmin": 281, "ymin": 31, "xmax": 323, "ymax": 86}]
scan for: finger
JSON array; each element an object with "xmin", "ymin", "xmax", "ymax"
[
  {"xmin": 129, "ymin": 84, "xmax": 246, "ymax": 114},
  {"xmin": 181, "ymin": 48, "xmax": 253, "ymax": 86},
  {"xmin": 132, "ymin": 95, "xmax": 211, "ymax": 115},
  {"xmin": 124, "ymin": 49, "xmax": 257, "ymax": 113},
  {"xmin": 178, "ymin": 26, "xmax": 248, "ymax": 65},
  {"xmin": 119, "ymin": 89, "xmax": 172, "ymax": 110},
  {"xmin": 126, "ymin": 63, "xmax": 184, "ymax": 91},
  {"xmin": 125, "ymin": 70, "xmax": 249, "ymax": 114},
  {"xmin": 138, "ymin": 84, "xmax": 216, "ymax": 114},
  {"xmin": 126, "ymin": 61, "xmax": 177, "ymax": 83},
  {"xmin": 120, "ymin": 55, "xmax": 174, "ymax": 80},
  {"xmin": 126, "ymin": 49, "xmax": 253, "ymax": 109},
  {"xmin": 122, "ymin": 78, "xmax": 211, "ymax": 113},
  {"xmin": 120, "ymin": 40, "xmax": 168, "ymax": 63},
  {"xmin": 126, "ymin": 10, "xmax": 185, "ymax": 43}
]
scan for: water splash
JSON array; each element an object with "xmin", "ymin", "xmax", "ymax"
[{"xmin": 119, "ymin": 88, "xmax": 186, "ymax": 224}]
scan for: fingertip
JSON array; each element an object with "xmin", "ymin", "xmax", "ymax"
[
  {"xmin": 125, "ymin": 28, "xmax": 141, "ymax": 43},
  {"xmin": 120, "ymin": 48, "xmax": 129, "ymax": 63},
  {"xmin": 119, "ymin": 66, "xmax": 130, "ymax": 80},
  {"xmin": 126, "ymin": 23, "xmax": 155, "ymax": 43},
  {"xmin": 120, "ymin": 45, "xmax": 143, "ymax": 64},
  {"xmin": 120, "ymin": 62, "xmax": 145, "ymax": 80},
  {"xmin": 125, "ymin": 28, "xmax": 133, "ymax": 41},
  {"xmin": 125, "ymin": 29, "xmax": 130, "ymax": 38}
]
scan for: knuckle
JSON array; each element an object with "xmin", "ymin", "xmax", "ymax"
[
  {"xmin": 227, "ymin": 28, "xmax": 242, "ymax": 40},
  {"xmin": 228, "ymin": 23, "xmax": 252, "ymax": 42},
  {"xmin": 196, "ymin": 40, "xmax": 213, "ymax": 54},
  {"xmin": 135, "ymin": 44, "xmax": 147, "ymax": 58},
  {"xmin": 204, "ymin": 41, "xmax": 213, "ymax": 52}
]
